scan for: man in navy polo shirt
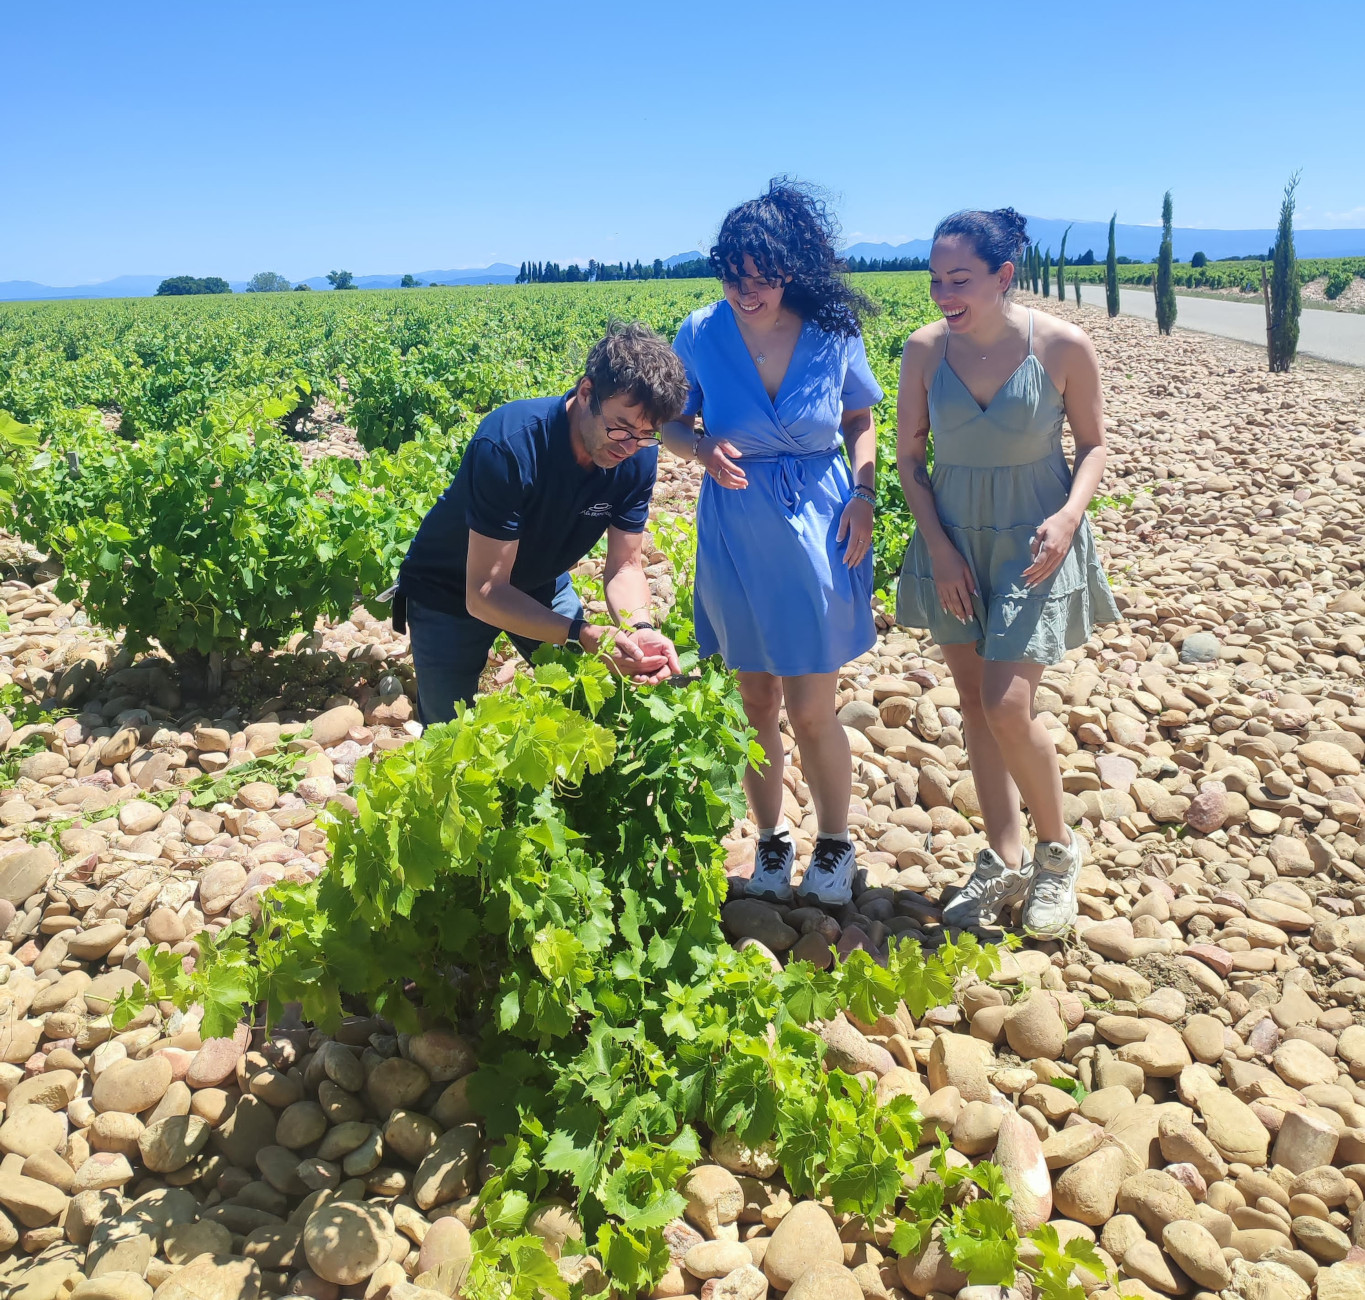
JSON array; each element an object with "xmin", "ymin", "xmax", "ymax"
[{"xmin": 397, "ymin": 322, "xmax": 689, "ymax": 723}]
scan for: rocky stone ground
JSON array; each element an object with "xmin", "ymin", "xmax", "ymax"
[{"xmin": 0, "ymin": 301, "xmax": 1363, "ymax": 1300}]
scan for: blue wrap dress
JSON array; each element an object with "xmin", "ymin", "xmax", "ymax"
[{"xmin": 673, "ymin": 300, "xmax": 884, "ymax": 677}]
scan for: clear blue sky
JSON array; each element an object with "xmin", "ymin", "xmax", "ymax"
[{"xmin": 4, "ymin": 0, "xmax": 1363, "ymax": 285}]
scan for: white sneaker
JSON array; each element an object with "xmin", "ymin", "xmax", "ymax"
[
  {"xmin": 747, "ymin": 833, "xmax": 794, "ymax": 903},
  {"xmin": 794, "ymin": 838, "xmax": 856, "ymax": 908},
  {"xmin": 1023, "ymin": 829, "xmax": 1084, "ymax": 939},
  {"xmin": 941, "ymin": 848, "xmax": 1033, "ymax": 930}
]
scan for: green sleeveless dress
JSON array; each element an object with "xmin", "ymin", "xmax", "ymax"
[{"xmin": 895, "ymin": 311, "xmax": 1120, "ymax": 664}]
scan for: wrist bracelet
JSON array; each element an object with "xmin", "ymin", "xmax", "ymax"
[
  {"xmin": 691, "ymin": 431, "xmax": 706, "ymax": 461},
  {"xmin": 630, "ymin": 620, "xmax": 655, "ymax": 632},
  {"xmin": 851, "ymin": 485, "xmax": 876, "ymax": 505}
]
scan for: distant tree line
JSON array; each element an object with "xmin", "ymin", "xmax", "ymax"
[
  {"xmin": 517, "ymin": 258, "xmax": 714, "ymax": 283},
  {"xmin": 156, "ymin": 276, "xmax": 231, "ymax": 296},
  {"xmin": 846, "ymin": 256, "xmax": 931, "ymax": 272},
  {"xmin": 516, "ymin": 254, "xmax": 955, "ymax": 283}
]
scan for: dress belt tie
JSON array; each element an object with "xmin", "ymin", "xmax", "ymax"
[{"xmin": 741, "ymin": 446, "xmax": 841, "ymax": 514}]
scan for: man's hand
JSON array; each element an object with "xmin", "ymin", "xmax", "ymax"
[
  {"xmin": 579, "ymin": 623, "xmax": 670, "ymax": 682},
  {"xmin": 629, "ymin": 627, "xmax": 682, "ymax": 682}
]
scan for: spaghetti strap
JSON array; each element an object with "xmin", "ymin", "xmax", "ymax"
[
  {"xmin": 1027, "ymin": 310, "xmax": 1035, "ymax": 355},
  {"xmin": 942, "ymin": 323, "xmax": 951, "ymax": 360}
]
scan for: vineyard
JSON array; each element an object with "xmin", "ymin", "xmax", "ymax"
[
  {"xmin": 11, "ymin": 280, "xmax": 1365, "ymax": 1300},
  {"xmin": 1067, "ymin": 256, "xmax": 1365, "ymax": 297},
  {"xmin": 0, "ymin": 276, "xmax": 1118, "ymax": 1298},
  {"xmin": 0, "ymin": 275, "xmax": 933, "ymax": 662}
]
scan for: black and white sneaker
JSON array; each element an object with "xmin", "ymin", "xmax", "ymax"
[
  {"xmin": 746, "ymin": 833, "xmax": 794, "ymax": 903},
  {"xmin": 794, "ymin": 837, "xmax": 856, "ymax": 908}
]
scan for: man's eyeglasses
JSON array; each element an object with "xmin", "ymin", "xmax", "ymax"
[
  {"xmin": 605, "ymin": 424, "xmax": 662, "ymax": 446},
  {"xmin": 591, "ymin": 393, "xmax": 662, "ymax": 445}
]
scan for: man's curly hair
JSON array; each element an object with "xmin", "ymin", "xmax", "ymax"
[
  {"xmin": 582, "ymin": 320, "xmax": 689, "ymax": 427},
  {"xmin": 710, "ymin": 178, "xmax": 878, "ymax": 338}
]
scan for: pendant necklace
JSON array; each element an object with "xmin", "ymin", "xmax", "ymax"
[{"xmin": 756, "ymin": 351, "xmax": 766, "ymax": 364}]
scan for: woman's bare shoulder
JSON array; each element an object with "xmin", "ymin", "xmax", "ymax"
[
  {"xmin": 1029, "ymin": 309, "xmax": 1093, "ymax": 354},
  {"xmin": 902, "ymin": 318, "xmax": 948, "ymax": 361}
]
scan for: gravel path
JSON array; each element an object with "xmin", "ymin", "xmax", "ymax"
[
  {"xmin": 1069, "ymin": 283, "xmax": 1365, "ymax": 368},
  {"xmin": 1, "ymin": 302, "xmax": 1364, "ymax": 1298}
]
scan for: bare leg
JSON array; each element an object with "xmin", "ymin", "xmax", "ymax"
[
  {"xmin": 940, "ymin": 643, "xmax": 1027, "ymax": 869},
  {"xmin": 979, "ymin": 659, "xmax": 1067, "ymax": 846},
  {"xmin": 781, "ymin": 671, "xmax": 850, "ymax": 834},
  {"xmin": 737, "ymin": 671, "xmax": 785, "ymax": 828}
]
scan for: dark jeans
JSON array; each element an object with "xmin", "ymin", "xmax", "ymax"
[{"xmin": 405, "ymin": 576, "xmax": 584, "ymax": 725}]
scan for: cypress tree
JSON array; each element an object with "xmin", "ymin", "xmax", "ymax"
[
  {"xmin": 1268, "ymin": 172, "xmax": 1302, "ymax": 372},
  {"xmin": 1057, "ymin": 224, "xmax": 1072, "ymax": 301},
  {"xmin": 1042, "ymin": 249, "xmax": 1051, "ymax": 298},
  {"xmin": 1105, "ymin": 213, "xmax": 1120, "ymax": 317},
  {"xmin": 1074, "ymin": 279, "xmax": 1082, "ymax": 306},
  {"xmin": 1155, "ymin": 191, "xmax": 1177, "ymax": 335},
  {"xmin": 1031, "ymin": 246, "xmax": 1040, "ymax": 294}
]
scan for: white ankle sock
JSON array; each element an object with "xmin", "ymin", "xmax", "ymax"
[
  {"xmin": 759, "ymin": 821, "xmax": 790, "ymax": 841},
  {"xmin": 817, "ymin": 829, "xmax": 851, "ymax": 844}
]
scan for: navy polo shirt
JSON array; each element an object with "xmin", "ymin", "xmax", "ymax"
[{"xmin": 398, "ymin": 393, "xmax": 657, "ymax": 616}]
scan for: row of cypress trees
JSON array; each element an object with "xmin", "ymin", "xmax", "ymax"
[{"xmin": 1021, "ymin": 182, "xmax": 1300, "ymax": 371}]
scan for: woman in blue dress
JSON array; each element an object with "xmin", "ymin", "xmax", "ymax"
[{"xmin": 663, "ymin": 181, "xmax": 883, "ymax": 908}]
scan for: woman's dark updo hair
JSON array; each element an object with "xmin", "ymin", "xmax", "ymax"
[
  {"xmin": 710, "ymin": 178, "xmax": 877, "ymax": 337},
  {"xmin": 933, "ymin": 208, "xmax": 1030, "ymax": 290}
]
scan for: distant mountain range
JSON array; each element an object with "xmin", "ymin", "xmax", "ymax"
[
  {"xmin": 844, "ymin": 218, "xmax": 1365, "ymax": 264},
  {"xmin": 0, "ymin": 265, "xmax": 522, "ymax": 302},
  {"xmin": 5, "ymin": 219, "xmax": 1364, "ymax": 303}
]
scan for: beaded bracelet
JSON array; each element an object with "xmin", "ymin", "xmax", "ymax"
[{"xmin": 851, "ymin": 485, "xmax": 876, "ymax": 505}]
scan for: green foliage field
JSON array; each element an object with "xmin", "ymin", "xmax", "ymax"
[
  {"xmin": 1067, "ymin": 253, "xmax": 1365, "ymax": 293},
  {"xmin": 0, "ymin": 275, "xmax": 937, "ymax": 660}
]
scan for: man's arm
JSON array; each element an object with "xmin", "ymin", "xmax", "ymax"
[
  {"xmin": 603, "ymin": 527, "xmax": 681, "ymax": 679},
  {"xmin": 601, "ymin": 525, "xmax": 651, "ymax": 628},
  {"xmin": 465, "ymin": 529, "xmax": 665, "ymax": 674},
  {"xmin": 465, "ymin": 531, "xmax": 574, "ymax": 643}
]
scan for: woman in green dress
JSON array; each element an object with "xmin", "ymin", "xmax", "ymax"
[{"xmin": 895, "ymin": 208, "xmax": 1120, "ymax": 938}]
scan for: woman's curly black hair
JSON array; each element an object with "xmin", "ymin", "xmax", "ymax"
[{"xmin": 709, "ymin": 178, "xmax": 877, "ymax": 338}]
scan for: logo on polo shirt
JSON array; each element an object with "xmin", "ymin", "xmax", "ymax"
[{"xmin": 581, "ymin": 502, "xmax": 612, "ymax": 517}]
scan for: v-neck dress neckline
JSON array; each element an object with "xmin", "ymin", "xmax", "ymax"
[
  {"xmin": 939, "ymin": 306, "xmax": 1037, "ymax": 414},
  {"xmin": 941, "ymin": 354, "xmax": 1032, "ymax": 416},
  {"xmin": 724, "ymin": 301, "xmax": 809, "ymax": 413}
]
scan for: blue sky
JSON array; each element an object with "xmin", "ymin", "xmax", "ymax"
[{"xmin": 4, "ymin": 0, "xmax": 1363, "ymax": 284}]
